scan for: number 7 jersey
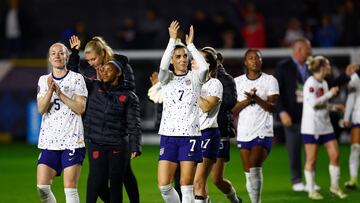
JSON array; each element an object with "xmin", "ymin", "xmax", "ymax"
[
  {"xmin": 37, "ymin": 71, "xmax": 88, "ymax": 150},
  {"xmin": 159, "ymin": 71, "xmax": 202, "ymax": 137}
]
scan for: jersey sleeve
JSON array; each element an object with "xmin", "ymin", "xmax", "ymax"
[
  {"xmin": 208, "ymin": 79, "xmax": 223, "ymax": 100},
  {"xmin": 74, "ymin": 74, "xmax": 88, "ymax": 97},
  {"xmin": 267, "ymin": 75, "xmax": 279, "ymax": 96},
  {"xmin": 235, "ymin": 77, "xmax": 245, "ymax": 101},
  {"xmin": 37, "ymin": 75, "xmax": 49, "ymax": 99}
]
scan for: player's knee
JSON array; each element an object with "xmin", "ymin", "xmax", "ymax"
[
  {"xmin": 159, "ymin": 184, "xmax": 173, "ymax": 195},
  {"xmin": 37, "ymin": 185, "xmax": 52, "ymax": 200}
]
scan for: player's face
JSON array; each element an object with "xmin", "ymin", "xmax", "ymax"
[
  {"xmin": 299, "ymin": 42, "xmax": 312, "ymax": 62},
  {"xmin": 244, "ymin": 50, "xmax": 262, "ymax": 72},
  {"xmin": 85, "ymin": 52, "xmax": 104, "ymax": 71},
  {"xmin": 171, "ymin": 47, "xmax": 189, "ymax": 74},
  {"xmin": 48, "ymin": 44, "xmax": 68, "ymax": 69},
  {"xmin": 101, "ymin": 64, "xmax": 120, "ymax": 85}
]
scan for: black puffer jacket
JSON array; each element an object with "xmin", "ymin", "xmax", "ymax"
[
  {"xmin": 217, "ymin": 65, "xmax": 237, "ymax": 138},
  {"xmin": 84, "ymin": 79, "xmax": 141, "ymax": 153},
  {"xmin": 68, "ymin": 48, "xmax": 136, "ymax": 90}
]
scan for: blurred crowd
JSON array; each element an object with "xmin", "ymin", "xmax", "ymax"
[{"xmin": 1, "ymin": 0, "xmax": 360, "ymax": 58}]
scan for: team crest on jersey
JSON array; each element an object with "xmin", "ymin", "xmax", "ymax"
[
  {"xmin": 185, "ymin": 79, "xmax": 191, "ymax": 86},
  {"xmin": 159, "ymin": 147, "xmax": 164, "ymax": 156}
]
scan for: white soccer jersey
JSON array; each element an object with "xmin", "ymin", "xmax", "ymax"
[
  {"xmin": 158, "ymin": 38, "xmax": 208, "ymax": 137},
  {"xmin": 344, "ymin": 74, "xmax": 360, "ymax": 124},
  {"xmin": 234, "ymin": 73, "xmax": 279, "ymax": 142},
  {"xmin": 301, "ymin": 76, "xmax": 334, "ymax": 135},
  {"xmin": 37, "ymin": 71, "xmax": 88, "ymax": 150},
  {"xmin": 199, "ymin": 78, "xmax": 223, "ymax": 130}
]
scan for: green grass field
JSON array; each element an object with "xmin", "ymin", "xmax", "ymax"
[{"xmin": 0, "ymin": 143, "xmax": 359, "ymax": 203}]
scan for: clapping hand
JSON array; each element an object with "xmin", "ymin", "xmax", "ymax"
[
  {"xmin": 185, "ymin": 25, "xmax": 194, "ymax": 45},
  {"xmin": 168, "ymin": 21, "xmax": 179, "ymax": 39}
]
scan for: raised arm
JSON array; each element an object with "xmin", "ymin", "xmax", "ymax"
[
  {"xmin": 159, "ymin": 21, "xmax": 179, "ymax": 84},
  {"xmin": 186, "ymin": 25, "xmax": 208, "ymax": 83},
  {"xmin": 68, "ymin": 35, "xmax": 81, "ymax": 73}
]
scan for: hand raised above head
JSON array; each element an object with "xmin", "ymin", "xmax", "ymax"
[
  {"xmin": 69, "ymin": 35, "xmax": 81, "ymax": 50},
  {"xmin": 168, "ymin": 20, "xmax": 180, "ymax": 39},
  {"xmin": 185, "ymin": 25, "xmax": 194, "ymax": 45}
]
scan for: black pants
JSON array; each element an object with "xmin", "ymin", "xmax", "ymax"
[
  {"xmin": 124, "ymin": 161, "xmax": 140, "ymax": 203},
  {"xmin": 86, "ymin": 142, "xmax": 129, "ymax": 203}
]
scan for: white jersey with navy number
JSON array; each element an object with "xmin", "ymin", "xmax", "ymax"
[
  {"xmin": 234, "ymin": 73, "xmax": 279, "ymax": 142},
  {"xmin": 199, "ymin": 78, "xmax": 223, "ymax": 130},
  {"xmin": 37, "ymin": 70, "xmax": 88, "ymax": 150},
  {"xmin": 344, "ymin": 74, "xmax": 360, "ymax": 124},
  {"xmin": 301, "ymin": 76, "xmax": 334, "ymax": 135},
  {"xmin": 158, "ymin": 38, "xmax": 209, "ymax": 137}
]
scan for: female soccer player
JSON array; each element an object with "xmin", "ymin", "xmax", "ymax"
[
  {"xmin": 232, "ymin": 49, "xmax": 279, "ymax": 203},
  {"xmin": 301, "ymin": 56, "xmax": 347, "ymax": 200},
  {"xmin": 202, "ymin": 47, "xmax": 241, "ymax": 203},
  {"xmin": 36, "ymin": 42, "xmax": 87, "ymax": 203},
  {"xmin": 343, "ymin": 66, "xmax": 360, "ymax": 189},
  {"xmin": 157, "ymin": 21, "xmax": 208, "ymax": 203},
  {"xmin": 193, "ymin": 48, "xmax": 223, "ymax": 203}
]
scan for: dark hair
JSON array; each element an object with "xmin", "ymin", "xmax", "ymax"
[{"xmin": 201, "ymin": 49, "xmax": 218, "ymax": 78}]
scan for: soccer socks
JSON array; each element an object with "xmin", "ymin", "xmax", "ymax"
[
  {"xmin": 64, "ymin": 188, "xmax": 79, "ymax": 203},
  {"xmin": 245, "ymin": 172, "xmax": 253, "ymax": 202},
  {"xmin": 249, "ymin": 167, "xmax": 263, "ymax": 203},
  {"xmin": 159, "ymin": 184, "xmax": 180, "ymax": 203},
  {"xmin": 349, "ymin": 144, "xmax": 360, "ymax": 180},
  {"xmin": 194, "ymin": 195, "xmax": 206, "ymax": 203},
  {"xmin": 181, "ymin": 185, "xmax": 194, "ymax": 203},
  {"xmin": 225, "ymin": 186, "xmax": 240, "ymax": 203},
  {"xmin": 304, "ymin": 170, "xmax": 315, "ymax": 192},
  {"xmin": 329, "ymin": 165, "xmax": 340, "ymax": 189},
  {"xmin": 37, "ymin": 185, "xmax": 56, "ymax": 203}
]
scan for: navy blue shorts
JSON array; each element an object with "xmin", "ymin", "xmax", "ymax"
[
  {"xmin": 159, "ymin": 135, "xmax": 202, "ymax": 163},
  {"xmin": 303, "ymin": 133, "xmax": 336, "ymax": 145},
  {"xmin": 218, "ymin": 139, "xmax": 230, "ymax": 162},
  {"xmin": 352, "ymin": 123, "xmax": 360, "ymax": 128},
  {"xmin": 237, "ymin": 137, "xmax": 272, "ymax": 152},
  {"xmin": 201, "ymin": 128, "xmax": 220, "ymax": 160},
  {"xmin": 38, "ymin": 148, "xmax": 86, "ymax": 176}
]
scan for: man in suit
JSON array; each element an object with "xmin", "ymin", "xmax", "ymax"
[{"xmin": 274, "ymin": 38, "xmax": 312, "ymax": 192}]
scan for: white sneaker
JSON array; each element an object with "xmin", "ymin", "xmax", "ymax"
[
  {"xmin": 305, "ymin": 184, "xmax": 321, "ymax": 192},
  {"xmin": 330, "ymin": 187, "xmax": 347, "ymax": 199},
  {"xmin": 292, "ymin": 182, "xmax": 305, "ymax": 192},
  {"xmin": 308, "ymin": 191, "xmax": 324, "ymax": 200}
]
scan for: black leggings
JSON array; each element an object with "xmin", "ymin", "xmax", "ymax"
[{"xmin": 86, "ymin": 142, "xmax": 129, "ymax": 203}]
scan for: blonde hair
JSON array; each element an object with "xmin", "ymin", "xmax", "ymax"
[
  {"xmin": 306, "ymin": 55, "xmax": 328, "ymax": 73},
  {"xmin": 84, "ymin": 36, "xmax": 114, "ymax": 64},
  {"xmin": 48, "ymin": 42, "xmax": 70, "ymax": 61}
]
